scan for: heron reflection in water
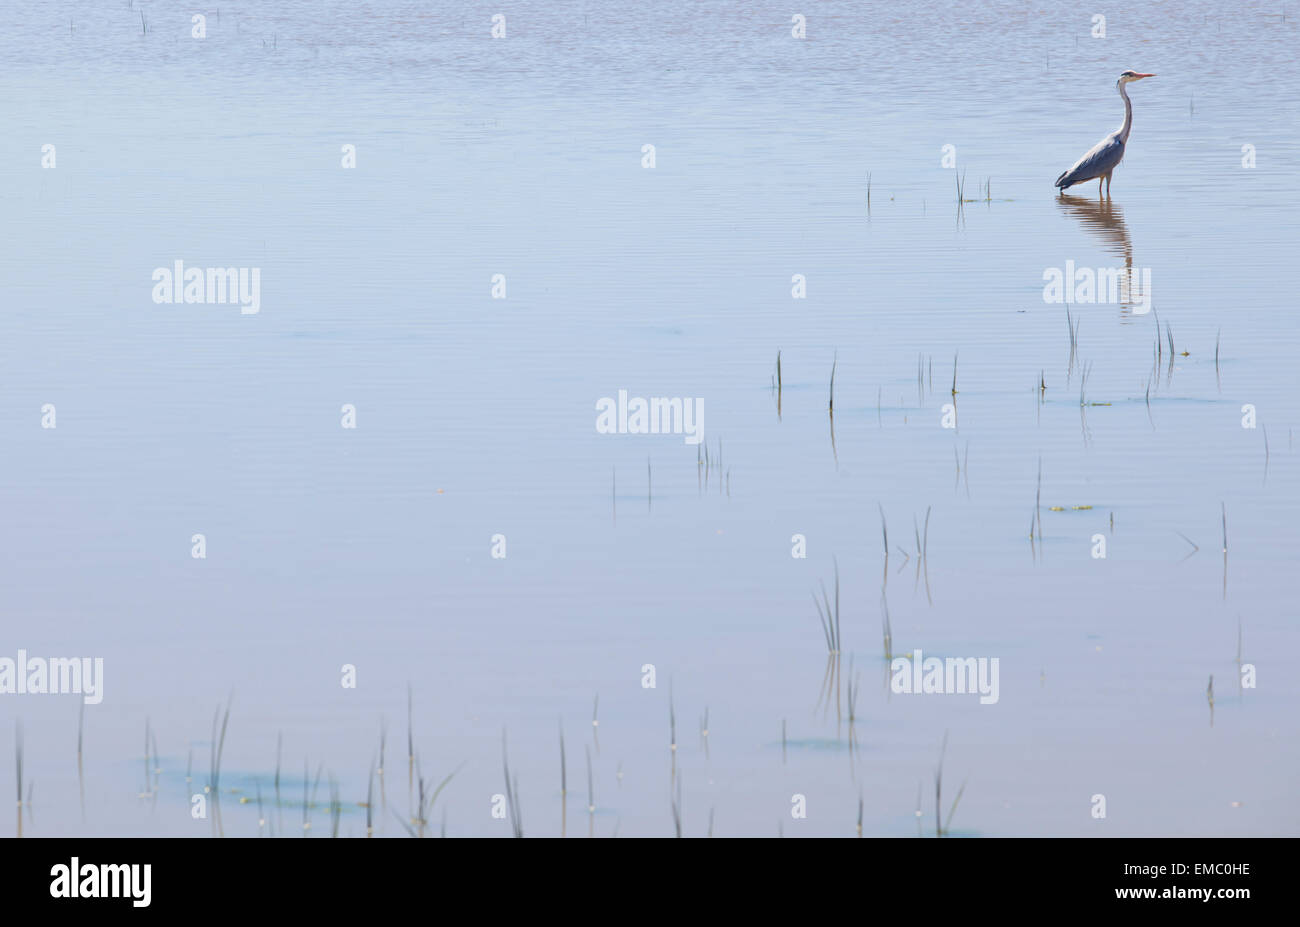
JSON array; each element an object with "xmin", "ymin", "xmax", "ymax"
[{"xmin": 1056, "ymin": 193, "xmax": 1150, "ymax": 318}]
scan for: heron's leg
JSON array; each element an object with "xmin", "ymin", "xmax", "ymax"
[
  {"xmin": 1098, "ymin": 178, "xmax": 1103, "ymax": 196},
  {"xmin": 1105, "ymin": 174, "xmax": 1112, "ymax": 196}
]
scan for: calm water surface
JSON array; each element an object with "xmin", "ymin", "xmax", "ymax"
[{"xmin": 0, "ymin": 1, "xmax": 1297, "ymax": 836}]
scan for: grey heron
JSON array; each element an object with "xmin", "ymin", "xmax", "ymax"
[{"xmin": 1054, "ymin": 70, "xmax": 1155, "ymax": 196}]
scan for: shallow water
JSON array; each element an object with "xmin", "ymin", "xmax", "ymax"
[{"xmin": 1, "ymin": 1, "xmax": 1297, "ymax": 837}]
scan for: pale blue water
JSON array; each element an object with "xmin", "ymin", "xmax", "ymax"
[{"xmin": 0, "ymin": 1, "xmax": 1297, "ymax": 836}]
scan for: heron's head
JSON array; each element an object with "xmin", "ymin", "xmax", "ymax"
[{"xmin": 1117, "ymin": 70, "xmax": 1155, "ymax": 85}]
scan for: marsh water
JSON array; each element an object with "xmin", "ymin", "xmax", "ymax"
[{"xmin": 1, "ymin": 1, "xmax": 1297, "ymax": 836}]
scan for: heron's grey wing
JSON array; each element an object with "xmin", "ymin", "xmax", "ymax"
[{"xmin": 1055, "ymin": 135, "xmax": 1124, "ymax": 188}]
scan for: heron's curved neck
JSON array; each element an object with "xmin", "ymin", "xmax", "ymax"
[{"xmin": 1117, "ymin": 81, "xmax": 1133, "ymax": 143}]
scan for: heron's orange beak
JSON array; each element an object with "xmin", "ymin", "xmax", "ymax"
[{"xmin": 1134, "ymin": 72, "xmax": 1155, "ymax": 79}]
